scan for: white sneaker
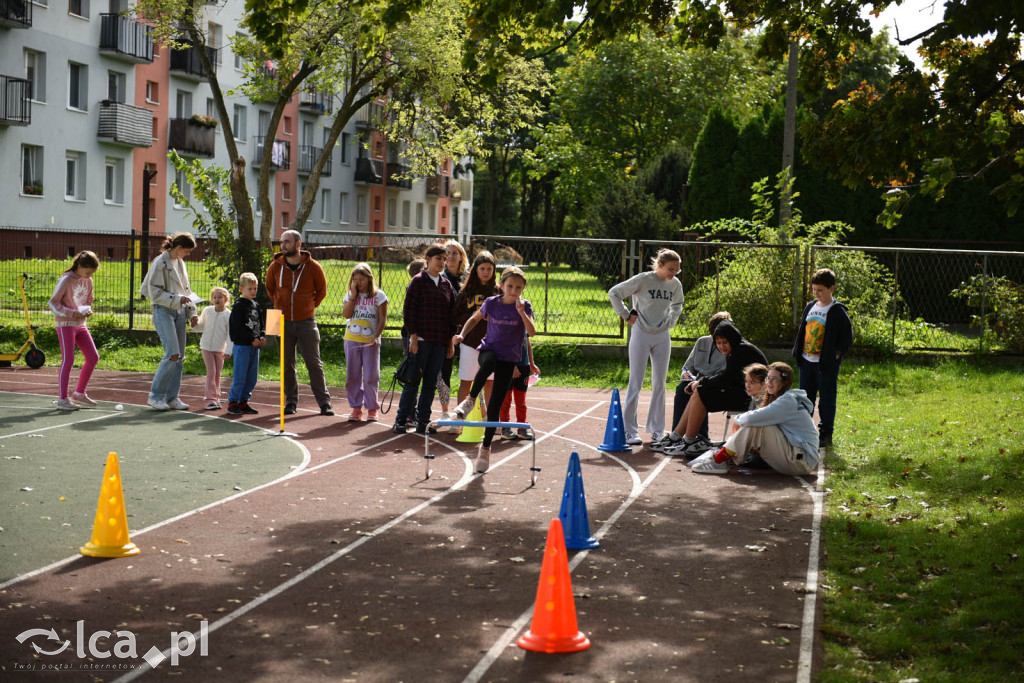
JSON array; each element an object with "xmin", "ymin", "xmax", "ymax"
[
  {"xmin": 167, "ymin": 398, "xmax": 190, "ymax": 411},
  {"xmin": 475, "ymin": 445, "xmax": 491, "ymax": 473},
  {"xmin": 71, "ymin": 392, "xmax": 98, "ymax": 407},
  {"xmin": 147, "ymin": 397, "xmax": 170, "ymax": 411},
  {"xmin": 685, "ymin": 449, "xmax": 716, "ymax": 468},
  {"xmin": 453, "ymin": 395, "xmax": 476, "ymax": 419},
  {"xmin": 56, "ymin": 398, "xmax": 79, "ymax": 411},
  {"xmin": 690, "ymin": 451, "xmax": 730, "ymax": 474},
  {"xmin": 625, "ymin": 434, "xmax": 643, "ymax": 446}
]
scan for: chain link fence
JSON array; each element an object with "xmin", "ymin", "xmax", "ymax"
[{"xmin": 3, "ymin": 226, "xmax": 1023, "ymax": 354}]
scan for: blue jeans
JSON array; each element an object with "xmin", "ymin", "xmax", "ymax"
[
  {"xmin": 229, "ymin": 345, "xmax": 260, "ymax": 404},
  {"xmin": 396, "ymin": 340, "xmax": 445, "ymax": 426},
  {"xmin": 798, "ymin": 357, "xmax": 840, "ymax": 438},
  {"xmin": 150, "ymin": 305, "xmax": 187, "ymax": 402}
]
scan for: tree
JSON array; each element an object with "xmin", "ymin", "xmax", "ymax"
[
  {"xmin": 137, "ymin": 0, "xmax": 541, "ymax": 280},
  {"xmin": 687, "ymin": 107, "xmax": 740, "ymax": 224}
]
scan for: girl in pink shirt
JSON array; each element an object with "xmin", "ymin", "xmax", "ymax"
[{"xmin": 48, "ymin": 251, "xmax": 100, "ymax": 410}]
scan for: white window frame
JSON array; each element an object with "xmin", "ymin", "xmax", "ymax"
[
  {"xmin": 21, "ymin": 144, "xmax": 44, "ymax": 197},
  {"xmin": 175, "ymin": 90, "xmax": 193, "ymax": 118},
  {"xmin": 104, "ymin": 157, "xmax": 125, "ymax": 205},
  {"xmin": 65, "ymin": 151, "xmax": 86, "ymax": 201},
  {"xmin": 415, "ymin": 202, "xmax": 423, "ymax": 230},
  {"xmin": 428, "ymin": 203, "xmax": 436, "ymax": 231},
  {"xmin": 24, "ymin": 49, "xmax": 45, "ymax": 104},
  {"xmin": 402, "ymin": 200, "xmax": 410, "ymax": 228},
  {"xmin": 340, "ymin": 132, "xmax": 350, "ymax": 164},
  {"xmin": 282, "ymin": 182, "xmax": 291, "ymax": 202},
  {"xmin": 67, "ymin": 61, "xmax": 88, "ymax": 111},
  {"xmin": 233, "ymin": 32, "xmax": 246, "ymax": 71},
  {"xmin": 356, "ymin": 194, "xmax": 367, "ymax": 225},
  {"xmin": 320, "ymin": 189, "xmax": 331, "ymax": 223},
  {"xmin": 68, "ymin": 0, "xmax": 89, "ymax": 19},
  {"xmin": 107, "ymin": 70, "xmax": 126, "ymax": 103},
  {"xmin": 232, "ymin": 104, "xmax": 247, "ymax": 141},
  {"xmin": 387, "ymin": 197, "xmax": 397, "ymax": 227},
  {"xmin": 339, "ymin": 192, "xmax": 349, "ymax": 224},
  {"xmin": 146, "ymin": 80, "xmax": 158, "ymax": 104},
  {"xmin": 173, "ymin": 168, "xmax": 191, "ymax": 207}
]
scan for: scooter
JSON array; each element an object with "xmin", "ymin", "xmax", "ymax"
[{"xmin": 0, "ymin": 273, "xmax": 46, "ymax": 368}]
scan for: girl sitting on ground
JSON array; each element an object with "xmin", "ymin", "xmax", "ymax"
[{"xmin": 689, "ymin": 362, "xmax": 819, "ymax": 475}]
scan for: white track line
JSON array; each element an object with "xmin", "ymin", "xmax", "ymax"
[
  {"xmin": 0, "ymin": 411, "xmax": 121, "ymax": 439},
  {"xmin": 462, "ymin": 451, "xmax": 671, "ymax": 683},
  {"xmin": 112, "ymin": 401, "xmax": 606, "ymax": 682},
  {"xmin": 795, "ymin": 465, "xmax": 825, "ymax": 683}
]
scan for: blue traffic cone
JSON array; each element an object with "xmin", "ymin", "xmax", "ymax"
[
  {"xmin": 559, "ymin": 452, "xmax": 599, "ymax": 549},
  {"xmin": 597, "ymin": 388, "xmax": 631, "ymax": 452}
]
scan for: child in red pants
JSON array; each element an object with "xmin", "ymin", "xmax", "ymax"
[{"xmin": 500, "ymin": 337, "xmax": 539, "ymax": 440}]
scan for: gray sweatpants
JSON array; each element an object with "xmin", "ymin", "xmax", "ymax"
[{"xmin": 623, "ymin": 327, "xmax": 672, "ymax": 439}]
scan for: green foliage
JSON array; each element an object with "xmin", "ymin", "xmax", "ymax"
[
  {"xmin": 687, "ymin": 106, "xmax": 740, "ymax": 223},
  {"xmin": 637, "ymin": 144, "xmax": 691, "ymax": 221},
  {"xmin": 951, "ymin": 274, "xmax": 1024, "ymax": 353}
]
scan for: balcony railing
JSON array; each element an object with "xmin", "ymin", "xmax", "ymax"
[
  {"xmin": 450, "ymin": 178, "xmax": 472, "ymax": 201},
  {"xmin": 299, "ymin": 89, "xmax": 333, "ymax": 114},
  {"xmin": 98, "ymin": 14, "xmax": 154, "ymax": 64},
  {"xmin": 0, "ymin": 0, "xmax": 32, "ymax": 28},
  {"xmin": 98, "ymin": 101, "xmax": 153, "ymax": 147},
  {"xmin": 354, "ymin": 157, "xmax": 383, "ymax": 184},
  {"xmin": 0, "ymin": 74, "xmax": 31, "ymax": 126},
  {"xmin": 169, "ymin": 42, "xmax": 217, "ymax": 80},
  {"xmin": 354, "ymin": 102, "xmax": 385, "ymax": 128},
  {"xmin": 298, "ymin": 145, "xmax": 331, "ymax": 177},
  {"xmin": 386, "ymin": 163, "xmax": 412, "ymax": 190},
  {"xmin": 426, "ymin": 174, "xmax": 450, "ymax": 197},
  {"xmin": 253, "ymin": 136, "xmax": 290, "ymax": 171},
  {"xmin": 168, "ymin": 117, "xmax": 216, "ymax": 157}
]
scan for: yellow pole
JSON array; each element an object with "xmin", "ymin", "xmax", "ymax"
[
  {"xmin": 279, "ymin": 320, "xmax": 285, "ymax": 432},
  {"xmin": 265, "ymin": 308, "xmax": 284, "ymax": 433}
]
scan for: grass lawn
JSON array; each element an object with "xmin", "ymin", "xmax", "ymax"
[{"xmin": 2, "ymin": 323, "xmax": 1022, "ymax": 680}]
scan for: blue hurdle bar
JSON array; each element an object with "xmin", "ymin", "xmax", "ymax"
[{"xmin": 424, "ymin": 420, "xmax": 539, "ymax": 485}]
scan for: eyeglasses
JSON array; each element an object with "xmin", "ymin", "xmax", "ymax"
[{"xmin": 765, "ymin": 376, "xmax": 781, "ymax": 384}]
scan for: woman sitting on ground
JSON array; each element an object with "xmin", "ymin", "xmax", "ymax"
[
  {"xmin": 689, "ymin": 362, "xmax": 820, "ymax": 475},
  {"xmin": 664, "ymin": 320, "xmax": 767, "ymax": 458}
]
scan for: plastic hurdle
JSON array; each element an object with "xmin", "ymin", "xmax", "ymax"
[{"xmin": 426, "ymin": 420, "xmax": 539, "ymax": 485}]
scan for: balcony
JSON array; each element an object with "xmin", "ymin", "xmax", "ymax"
[
  {"xmin": 99, "ymin": 14, "xmax": 154, "ymax": 64},
  {"xmin": 98, "ymin": 101, "xmax": 153, "ymax": 147},
  {"xmin": 426, "ymin": 174, "xmax": 450, "ymax": 197},
  {"xmin": 298, "ymin": 145, "xmax": 331, "ymax": 177},
  {"xmin": 253, "ymin": 136, "xmax": 290, "ymax": 171},
  {"xmin": 169, "ymin": 42, "xmax": 217, "ymax": 81},
  {"xmin": 299, "ymin": 88, "xmax": 333, "ymax": 115},
  {"xmin": 168, "ymin": 117, "xmax": 216, "ymax": 157},
  {"xmin": 386, "ymin": 163, "xmax": 412, "ymax": 190},
  {"xmin": 354, "ymin": 157, "xmax": 383, "ymax": 184},
  {"xmin": 0, "ymin": 75, "xmax": 31, "ymax": 126},
  {"xmin": 354, "ymin": 102, "xmax": 385, "ymax": 129},
  {"xmin": 450, "ymin": 178, "xmax": 472, "ymax": 201},
  {"xmin": 0, "ymin": 0, "xmax": 31, "ymax": 28}
]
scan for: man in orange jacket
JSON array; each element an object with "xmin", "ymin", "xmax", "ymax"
[{"xmin": 266, "ymin": 230, "xmax": 334, "ymax": 416}]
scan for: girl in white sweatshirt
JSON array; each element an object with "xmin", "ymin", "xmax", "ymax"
[{"xmin": 607, "ymin": 249, "xmax": 685, "ymax": 445}]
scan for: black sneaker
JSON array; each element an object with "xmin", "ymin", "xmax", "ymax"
[
  {"xmin": 818, "ymin": 434, "xmax": 833, "ymax": 448},
  {"xmin": 415, "ymin": 423, "xmax": 437, "ymax": 435},
  {"xmin": 320, "ymin": 404, "xmax": 335, "ymax": 416},
  {"xmin": 226, "ymin": 402, "xmax": 243, "ymax": 415},
  {"xmin": 392, "ymin": 419, "xmax": 409, "ymax": 433},
  {"xmin": 239, "ymin": 403, "xmax": 259, "ymax": 415},
  {"xmin": 284, "ymin": 403, "xmax": 297, "ymax": 415}
]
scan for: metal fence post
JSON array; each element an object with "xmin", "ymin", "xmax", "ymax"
[
  {"xmin": 793, "ymin": 244, "xmax": 803, "ymax": 327},
  {"xmin": 979, "ymin": 254, "xmax": 988, "ymax": 353},
  {"xmin": 128, "ymin": 229, "xmax": 136, "ymax": 331},
  {"xmin": 891, "ymin": 251, "xmax": 900, "ymax": 350},
  {"xmin": 543, "ymin": 241, "xmax": 550, "ymax": 335}
]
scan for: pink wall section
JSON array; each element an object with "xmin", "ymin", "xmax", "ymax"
[{"xmin": 132, "ymin": 45, "xmax": 171, "ymax": 236}]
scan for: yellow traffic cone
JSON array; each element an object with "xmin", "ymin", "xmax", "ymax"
[
  {"xmin": 455, "ymin": 400, "xmax": 485, "ymax": 444},
  {"xmin": 81, "ymin": 452, "xmax": 140, "ymax": 558}
]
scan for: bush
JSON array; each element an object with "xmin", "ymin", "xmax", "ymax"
[{"xmin": 951, "ymin": 274, "xmax": 1024, "ymax": 352}]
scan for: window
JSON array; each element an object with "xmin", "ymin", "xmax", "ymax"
[
  {"xmin": 339, "ymin": 192, "xmax": 349, "ymax": 223},
  {"xmin": 207, "ymin": 21, "xmax": 223, "ymax": 53},
  {"xmin": 415, "ymin": 202, "xmax": 423, "ymax": 229},
  {"xmin": 340, "ymin": 132, "xmax": 350, "ymax": 164},
  {"xmin": 21, "ymin": 145, "xmax": 44, "ymax": 196},
  {"xmin": 175, "ymin": 90, "xmax": 192, "ymax": 118},
  {"xmin": 206, "ymin": 98, "xmax": 218, "ymax": 125},
  {"xmin": 151, "ymin": 116, "xmax": 159, "ymax": 140},
  {"xmin": 145, "ymin": 81, "xmax": 158, "ymax": 104},
  {"xmin": 282, "ymin": 212, "xmax": 290, "ymax": 229},
  {"xmin": 374, "ymin": 195, "xmax": 382, "ymax": 212},
  {"xmin": 441, "ymin": 206, "xmax": 447, "ymax": 220},
  {"xmin": 282, "ymin": 182, "xmax": 291, "ymax": 201},
  {"xmin": 320, "ymin": 189, "xmax": 331, "ymax": 223},
  {"xmin": 24, "ymin": 50, "xmax": 45, "ymax": 103},
  {"xmin": 402, "ymin": 200, "xmax": 410, "ymax": 228},
  {"xmin": 283, "ymin": 116, "xmax": 292, "ymax": 135},
  {"xmin": 107, "ymin": 70, "xmax": 126, "ymax": 103},
  {"xmin": 428, "ymin": 203, "xmax": 436, "ymax": 231},
  {"xmin": 65, "ymin": 151, "xmax": 86, "ymax": 200},
  {"xmin": 68, "ymin": 62, "xmax": 88, "ymax": 111},
  {"xmin": 104, "ymin": 157, "xmax": 125, "ymax": 204},
  {"xmin": 258, "ymin": 110, "xmax": 270, "ymax": 136},
  {"xmin": 233, "ymin": 32, "xmax": 246, "ymax": 71},
  {"xmin": 173, "ymin": 168, "xmax": 190, "ymax": 206},
  {"xmin": 232, "ymin": 105, "xmax": 247, "ymax": 140},
  {"xmin": 356, "ymin": 194, "xmax": 367, "ymax": 224},
  {"xmin": 463, "ymin": 208, "xmax": 469, "ymax": 234},
  {"xmin": 69, "ymin": 0, "xmax": 89, "ymax": 18}
]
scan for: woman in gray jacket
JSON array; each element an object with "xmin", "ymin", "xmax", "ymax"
[
  {"xmin": 690, "ymin": 362, "xmax": 819, "ymax": 475},
  {"xmin": 608, "ymin": 249, "xmax": 685, "ymax": 446}
]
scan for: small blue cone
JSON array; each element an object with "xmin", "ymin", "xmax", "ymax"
[
  {"xmin": 559, "ymin": 452, "xmax": 599, "ymax": 549},
  {"xmin": 597, "ymin": 388, "xmax": 631, "ymax": 452}
]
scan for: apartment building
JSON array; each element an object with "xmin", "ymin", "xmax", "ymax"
[{"xmin": 0, "ymin": 0, "xmax": 474, "ymax": 255}]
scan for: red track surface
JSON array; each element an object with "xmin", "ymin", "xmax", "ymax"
[{"xmin": 1, "ymin": 366, "xmax": 823, "ymax": 682}]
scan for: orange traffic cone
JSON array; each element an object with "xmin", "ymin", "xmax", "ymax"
[
  {"xmin": 517, "ymin": 518, "xmax": 591, "ymax": 653},
  {"xmin": 81, "ymin": 452, "xmax": 140, "ymax": 558}
]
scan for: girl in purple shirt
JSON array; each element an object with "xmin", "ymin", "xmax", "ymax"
[{"xmin": 452, "ymin": 267, "xmax": 536, "ymax": 474}]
